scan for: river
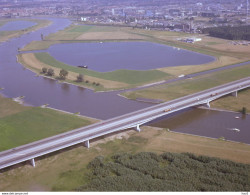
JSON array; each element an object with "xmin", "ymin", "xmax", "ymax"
[
  {"xmin": 0, "ymin": 18, "xmax": 152, "ymax": 120},
  {"xmin": 149, "ymin": 108, "xmax": 250, "ymax": 144},
  {"xmin": 0, "ymin": 17, "xmax": 249, "ymax": 144}
]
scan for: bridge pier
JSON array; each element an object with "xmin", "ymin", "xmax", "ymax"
[
  {"xmin": 135, "ymin": 124, "xmax": 141, "ymax": 132},
  {"xmin": 203, "ymin": 101, "xmax": 210, "ymax": 108},
  {"xmin": 84, "ymin": 140, "xmax": 90, "ymax": 148},
  {"xmin": 231, "ymin": 91, "xmax": 238, "ymax": 97},
  {"xmin": 30, "ymin": 158, "xmax": 35, "ymax": 167}
]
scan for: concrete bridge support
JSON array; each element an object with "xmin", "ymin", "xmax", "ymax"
[
  {"xmin": 136, "ymin": 124, "xmax": 141, "ymax": 132},
  {"xmin": 84, "ymin": 140, "xmax": 90, "ymax": 148},
  {"xmin": 30, "ymin": 158, "xmax": 35, "ymax": 167},
  {"xmin": 203, "ymin": 101, "xmax": 210, "ymax": 108},
  {"xmin": 231, "ymin": 91, "xmax": 238, "ymax": 97}
]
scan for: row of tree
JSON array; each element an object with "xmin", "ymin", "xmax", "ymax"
[
  {"xmin": 41, "ymin": 67, "xmax": 84, "ymax": 82},
  {"xmin": 76, "ymin": 152, "xmax": 250, "ymax": 191},
  {"xmin": 202, "ymin": 25, "xmax": 250, "ymax": 40},
  {"xmin": 41, "ymin": 67, "xmax": 101, "ymax": 86}
]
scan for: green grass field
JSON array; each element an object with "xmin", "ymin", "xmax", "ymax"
[
  {"xmin": 0, "ymin": 95, "xmax": 96, "ymax": 151},
  {"xmin": 122, "ymin": 64, "xmax": 250, "ymax": 102},
  {"xmin": 34, "ymin": 52, "xmax": 169, "ymax": 85}
]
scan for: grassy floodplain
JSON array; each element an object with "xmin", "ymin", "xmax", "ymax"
[
  {"xmin": 122, "ymin": 64, "xmax": 250, "ymax": 112},
  {"xmin": 0, "ymin": 95, "xmax": 97, "ymax": 151},
  {"xmin": 18, "ymin": 52, "xmax": 171, "ymax": 91},
  {"xmin": 0, "ymin": 126, "xmax": 250, "ymax": 191},
  {"xmin": 0, "ymin": 19, "xmax": 52, "ymax": 43},
  {"xmin": 19, "ymin": 24, "xmax": 250, "ymax": 91}
]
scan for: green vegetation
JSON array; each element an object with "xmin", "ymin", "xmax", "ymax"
[
  {"xmin": 0, "ymin": 95, "xmax": 96, "ymax": 151},
  {"xmin": 211, "ymin": 89, "xmax": 250, "ymax": 113},
  {"xmin": 19, "ymin": 24, "xmax": 250, "ymax": 92},
  {"xmin": 59, "ymin": 69, "xmax": 68, "ymax": 80},
  {"xmin": 77, "ymin": 152, "xmax": 250, "ymax": 191},
  {"xmin": 34, "ymin": 52, "xmax": 169, "ymax": 85},
  {"xmin": 203, "ymin": 25, "xmax": 250, "ymax": 40},
  {"xmin": 123, "ymin": 64, "xmax": 250, "ymax": 101},
  {"xmin": 242, "ymin": 107, "xmax": 247, "ymax": 115},
  {"xmin": 76, "ymin": 74, "xmax": 84, "ymax": 82},
  {"xmin": 1, "ymin": 126, "xmax": 250, "ymax": 191}
]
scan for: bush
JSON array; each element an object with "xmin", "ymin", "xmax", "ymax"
[
  {"xmin": 76, "ymin": 74, "xmax": 84, "ymax": 82},
  {"xmin": 59, "ymin": 69, "xmax": 68, "ymax": 80},
  {"xmin": 242, "ymin": 107, "xmax": 247, "ymax": 115},
  {"xmin": 47, "ymin": 68, "xmax": 54, "ymax": 76},
  {"xmin": 42, "ymin": 67, "xmax": 47, "ymax": 74},
  {"xmin": 77, "ymin": 152, "xmax": 250, "ymax": 191}
]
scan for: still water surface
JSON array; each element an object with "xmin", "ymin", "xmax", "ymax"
[
  {"xmin": 0, "ymin": 21, "xmax": 37, "ymax": 31},
  {"xmin": 149, "ymin": 108, "xmax": 250, "ymax": 144},
  {"xmin": 0, "ymin": 18, "xmax": 249, "ymax": 144},
  {"xmin": 0, "ymin": 18, "xmax": 152, "ymax": 120},
  {"xmin": 48, "ymin": 42, "xmax": 215, "ymax": 72}
]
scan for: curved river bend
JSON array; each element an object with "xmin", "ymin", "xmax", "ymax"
[
  {"xmin": 0, "ymin": 18, "xmax": 152, "ymax": 120},
  {"xmin": 0, "ymin": 18, "xmax": 249, "ymax": 144}
]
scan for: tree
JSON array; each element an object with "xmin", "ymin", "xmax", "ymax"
[
  {"xmin": 47, "ymin": 68, "xmax": 54, "ymax": 76},
  {"xmin": 242, "ymin": 107, "xmax": 247, "ymax": 115},
  {"xmin": 76, "ymin": 74, "xmax": 84, "ymax": 82},
  {"xmin": 42, "ymin": 67, "xmax": 47, "ymax": 74},
  {"xmin": 59, "ymin": 69, "xmax": 68, "ymax": 80}
]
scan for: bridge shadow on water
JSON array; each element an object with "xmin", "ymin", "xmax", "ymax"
[{"xmin": 146, "ymin": 107, "xmax": 208, "ymax": 129}]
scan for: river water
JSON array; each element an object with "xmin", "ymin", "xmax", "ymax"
[
  {"xmin": 0, "ymin": 18, "xmax": 152, "ymax": 120},
  {"xmin": 0, "ymin": 18, "xmax": 249, "ymax": 144},
  {"xmin": 149, "ymin": 108, "xmax": 250, "ymax": 144},
  {"xmin": 0, "ymin": 20, "xmax": 36, "ymax": 31}
]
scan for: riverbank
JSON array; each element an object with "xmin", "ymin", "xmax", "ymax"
[
  {"xmin": 0, "ymin": 18, "xmax": 52, "ymax": 43},
  {"xmin": 0, "ymin": 94, "xmax": 97, "ymax": 152},
  {"xmin": 17, "ymin": 23, "xmax": 249, "ymax": 92},
  {"xmin": 0, "ymin": 126, "xmax": 249, "ymax": 191},
  {"xmin": 122, "ymin": 64, "xmax": 250, "ymax": 108},
  {"xmin": 17, "ymin": 52, "xmax": 171, "ymax": 91}
]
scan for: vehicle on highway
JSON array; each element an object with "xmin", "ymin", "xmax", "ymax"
[
  {"xmin": 210, "ymin": 93, "xmax": 218, "ymax": 97},
  {"xmin": 164, "ymin": 108, "xmax": 172, "ymax": 112}
]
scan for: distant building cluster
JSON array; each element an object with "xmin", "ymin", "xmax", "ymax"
[{"xmin": 0, "ymin": 0, "xmax": 249, "ymax": 33}]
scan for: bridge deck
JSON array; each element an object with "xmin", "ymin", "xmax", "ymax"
[{"xmin": 0, "ymin": 77, "xmax": 249, "ymax": 170}]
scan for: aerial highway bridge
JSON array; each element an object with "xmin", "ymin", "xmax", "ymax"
[{"xmin": 0, "ymin": 77, "xmax": 249, "ymax": 170}]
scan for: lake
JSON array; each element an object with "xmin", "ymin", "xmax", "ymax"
[{"xmin": 48, "ymin": 41, "xmax": 215, "ymax": 72}]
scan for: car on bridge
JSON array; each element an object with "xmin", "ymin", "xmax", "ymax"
[
  {"xmin": 210, "ymin": 93, "xmax": 218, "ymax": 97},
  {"xmin": 164, "ymin": 108, "xmax": 172, "ymax": 112}
]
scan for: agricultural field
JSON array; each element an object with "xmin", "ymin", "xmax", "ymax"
[{"xmin": 0, "ymin": 95, "xmax": 97, "ymax": 151}]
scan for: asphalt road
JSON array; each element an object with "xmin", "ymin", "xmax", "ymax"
[{"xmin": 0, "ymin": 77, "xmax": 249, "ymax": 170}]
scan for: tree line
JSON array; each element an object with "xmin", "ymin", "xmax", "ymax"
[
  {"xmin": 76, "ymin": 152, "xmax": 250, "ymax": 191},
  {"xmin": 41, "ymin": 67, "xmax": 100, "ymax": 86},
  {"xmin": 202, "ymin": 25, "xmax": 250, "ymax": 40}
]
